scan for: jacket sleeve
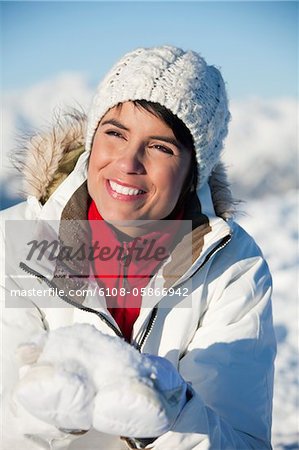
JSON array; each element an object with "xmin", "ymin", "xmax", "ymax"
[
  {"xmin": 0, "ymin": 228, "xmax": 81, "ymax": 450},
  {"xmin": 149, "ymin": 234, "xmax": 276, "ymax": 449}
]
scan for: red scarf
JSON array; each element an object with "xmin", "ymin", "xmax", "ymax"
[{"xmin": 88, "ymin": 200, "xmax": 182, "ymax": 341}]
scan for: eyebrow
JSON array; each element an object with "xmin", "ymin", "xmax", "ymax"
[
  {"xmin": 100, "ymin": 119, "xmax": 181, "ymax": 149},
  {"xmin": 149, "ymin": 135, "xmax": 180, "ymax": 149},
  {"xmin": 100, "ymin": 119, "xmax": 129, "ymax": 131}
]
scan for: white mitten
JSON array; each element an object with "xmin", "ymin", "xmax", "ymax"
[
  {"xmin": 93, "ymin": 354, "xmax": 187, "ymax": 437},
  {"xmin": 14, "ymin": 324, "xmax": 187, "ymax": 439},
  {"xmin": 14, "ymin": 330, "xmax": 95, "ymax": 432},
  {"xmin": 14, "ymin": 361, "xmax": 95, "ymax": 431}
]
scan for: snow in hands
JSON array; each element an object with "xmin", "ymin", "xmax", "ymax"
[{"xmin": 14, "ymin": 323, "xmax": 186, "ymax": 437}]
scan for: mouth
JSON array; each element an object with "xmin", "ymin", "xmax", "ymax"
[{"xmin": 106, "ymin": 179, "xmax": 147, "ymax": 200}]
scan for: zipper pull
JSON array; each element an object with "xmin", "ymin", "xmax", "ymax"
[{"xmin": 120, "ymin": 245, "xmax": 130, "ymax": 290}]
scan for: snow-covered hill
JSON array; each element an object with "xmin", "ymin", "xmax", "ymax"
[
  {"xmin": 237, "ymin": 191, "xmax": 298, "ymax": 450},
  {"xmin": 224, "ymin": 98, "xmax": 297, "ymax": 198}
]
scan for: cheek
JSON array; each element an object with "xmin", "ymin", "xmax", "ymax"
[
  {"xmin": 88, "ymin": 143, "xmax": 110, "ymax": 177},
  {"xmin": 87, "ymin": 154, "xmax": 97, "ymax": 188},
  {"xmin": 87, "ymin": 148, "xmax": 106, "ymax": 197},
  {"xmin": 157, "ymin": 159, "xmax": 190, "ymax": 194},
  {"xmin": 153, "ymin": 167, "xmax": 187, "ymax": 209}
]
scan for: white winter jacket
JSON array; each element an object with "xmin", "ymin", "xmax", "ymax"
[{"xmin": 1, "ymin": 114, "xmax": 276, "ymax": 450}]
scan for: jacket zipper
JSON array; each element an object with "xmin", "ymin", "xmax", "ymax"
[
  {"xmin": 134, "ymin": 307, "xmax": 158, "ymax": 351},
  {"xmin": 120, "ymin": 243, "xmax": 130, "ymax": 290},
  {"xmin": 19, "ymin": 261, "xmax": 123, "ymax": 339}
]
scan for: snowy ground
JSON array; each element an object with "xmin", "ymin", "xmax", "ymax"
[{"xmin": 237, "ymin": 190, "xmax": 298, "ymax": 450}]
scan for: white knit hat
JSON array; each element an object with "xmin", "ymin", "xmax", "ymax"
[{"xmin": 85, "ymin": 46, "xmax": 230, "ymax": 188}]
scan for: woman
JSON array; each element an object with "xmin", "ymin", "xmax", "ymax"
[{"xmin": 1, "ymin": 46, "xmax": 276, "ymax": 450}]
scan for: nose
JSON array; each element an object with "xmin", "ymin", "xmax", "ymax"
[{"xmin": 116, "ymin": 143, "xmax": 146, "ymax": 175}]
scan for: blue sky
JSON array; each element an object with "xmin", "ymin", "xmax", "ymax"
[{"xmin": 1, "ymin": 1, "xmax": 298, "ymax": 99}]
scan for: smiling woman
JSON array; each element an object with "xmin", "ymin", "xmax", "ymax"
[
  {"xmin": 88, "ymin": 101, "xmax": 193, "ymax": 226},
  {"xmin": 1, "ymin": 45, "xmax": 276, "ymax": 450}
]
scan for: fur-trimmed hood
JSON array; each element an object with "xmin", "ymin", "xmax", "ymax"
[{"xmin": 13, "ymin": 109, "xmax": 236, "ymax": 219}]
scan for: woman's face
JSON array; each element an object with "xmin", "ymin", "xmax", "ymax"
[{"xmin": 87, "ymin": 101, "xmax": 191, "ymax": 226}]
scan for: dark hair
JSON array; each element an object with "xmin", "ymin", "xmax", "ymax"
[{"xmin": 133, "ymin": 100, "xmax": 198, "ymax": 192}]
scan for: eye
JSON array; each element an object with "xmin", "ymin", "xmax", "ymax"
[
  {"xmin": 149, "ymin": 144, "xmax": 174, "ymax": 156},
  {"xmin": 105, "ymin": 130, "xmax": 124, "ymax": 139}
]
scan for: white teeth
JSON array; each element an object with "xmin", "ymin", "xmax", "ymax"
[{"xmin": 109, "ymin": 181, "xmax": 144, "ymax": 196}]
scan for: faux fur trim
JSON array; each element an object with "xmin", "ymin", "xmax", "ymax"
[
  {"xmin": 12, "ymin": 109, "xmax": 87, "ymax": 203},
  {"xmin": 209, "ymin": 162, "xmax": 239, "ymax": 219},
  {"xmin": 12, "ymin": 109, "xmax": 237, "ymax": 218}
]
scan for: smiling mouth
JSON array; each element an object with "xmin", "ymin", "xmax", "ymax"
[{"xmin": 108, "ymin": 180, "xmax": 146, "ymax": 196}]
